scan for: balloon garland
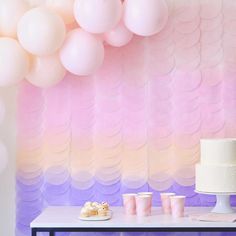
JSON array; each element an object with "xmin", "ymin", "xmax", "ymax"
[{"xmin": 0, "ymin": 0, "xmax": 169, "ymax": 88}]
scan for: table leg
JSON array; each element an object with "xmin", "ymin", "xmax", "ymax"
[
  {"xmin": 50, "ymin": 231, "xmax": 55, "ymax": 236},
  {"xmin": 31, "ymin": 228, "xmax": 37, "ymax": 236}
]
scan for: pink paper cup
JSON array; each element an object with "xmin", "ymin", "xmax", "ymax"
[
  {"xmin": 122, "ymin": 193, "xmax": 137, "ymax": 215},
  {"xmin": 135, "ymin": 194, "xmax": 152, "ymax": 217},
  {"xmin": 170, "ymin": 195, "xmax": 186, "ymax": 218},
  {"xmin": 160, "ymin": 193, "xmax": 176, "ymax": 214}
]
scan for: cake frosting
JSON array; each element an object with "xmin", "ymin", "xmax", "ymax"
[{"xmin": 196, "ymin": 139, "xmax": 236, "ymax": 193}]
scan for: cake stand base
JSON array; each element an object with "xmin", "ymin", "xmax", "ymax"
[{"xmin": 212, "ymin": 195, "xmax": 235, "ymax": 214}]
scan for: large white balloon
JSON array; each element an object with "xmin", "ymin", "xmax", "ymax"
[
  {"xmin": 0, "ymin": 38, "xmax": 29, "ymax": 87},
  {"xmin": 26, "ymin": 54, "xmax": 66, "ymax": 88},
  {"xmin": 0, "ymin": 142, "xmax": 8, "ymax": 174},
  {"xmin": 0, "ymin": 0, "xmax": 29, "ymax": 38},
  {"xmin": 74, "ymin": 0, "xmax": 122, "ymax": 33},
  {"xmin": 17, "ymin": 7, "xmax": 66, "ymax": 56},
  {"xmin": 124, "ymin": 0, "xmax": 169, "ymax": 36}
]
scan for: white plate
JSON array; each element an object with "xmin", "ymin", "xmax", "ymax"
[{"xmin": 79, "ymin": 210, "xmax": 112, "ymax": 221}]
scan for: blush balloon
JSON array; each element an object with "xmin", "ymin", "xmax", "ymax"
[
  {"xmin": 0, "ymin": 0, "xmax": 29, "ymax": 38},
  {"xmin": 17, "ymin": 7, "xmax": 66, "ymax": 56},
  {"xmin": 46, "ymin": 0, "xmax": 75, "ymax": 24},
  {"xmin": 26, "ymin": 54, "xmax": 66, "ymax": 88},
  {"xmin": 0, "ymin": 38, "xmax": 29, "ymax": 87},
  {"xmin": 0, "ymin": 142, "xmax": 8, "ymax": 174},
  {"xmin": 124, "ymin": 0, "xmax": 169, "ymax": 36},
  {"xmin": 74, "ymin": 0, "xmax": 122, "ymax": 33},
  {"xmin": 104, "ymin": 21, "xmax": 133, "ymax": 47},
  {"xmin": 60, "ymin": 29, "xmax": 104, "ymax": 76}
]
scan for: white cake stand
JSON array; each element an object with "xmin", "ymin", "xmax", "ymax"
[{"xmin": 196, "ymin": 190, "xmax": 235, "ymax": 214}]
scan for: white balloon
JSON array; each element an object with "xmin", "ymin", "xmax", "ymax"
[
  {"xmin": 26, "ymin": 54, "xmax": 66, "ymax": 88},
  {"xmin": 0, "ymin": 38, "xmax": 29, "ymax": 87},
  {"xmin": 0, "ymin": 142, "xmax": 8, "ymax": 174},
  {"xmin": 17, "ymin": 7, "xmax": 66, "ymax": 56},
  {"xmin": 0, "ymin": 0, "xmax": 29, "ymax": 38},
  {"xmin": 46, "ymin": 0, "xmax": 75, "ymax": 24}
]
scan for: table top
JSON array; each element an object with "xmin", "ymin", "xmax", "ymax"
[{"xmin": 30, "ymin": 207, "xmax": 236, "ymax": 229}]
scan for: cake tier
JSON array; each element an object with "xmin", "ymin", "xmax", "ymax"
[
  {"xmin": 196, "ymin": 163, "xmax": 236, "ymax": 193},
  {"xmin": 201, "ymin": 139, "xmax": 236, "ymax": 165}
]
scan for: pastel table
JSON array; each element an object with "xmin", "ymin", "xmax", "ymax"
[{"xmin": 30, "ymin": 207, "xmax": 236, "ymax": 236}]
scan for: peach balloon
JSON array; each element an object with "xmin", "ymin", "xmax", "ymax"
[
  {"xmin": 60, "ymin": 29, "xmax": 104, "ymax": 76},
  {"xmin": 17, "ymin": 7, "xmax": 66, "ymax": 56},
  {"xmin": 104, "ymin": 21, "xmax": 133, "ymax": 47},
  {"xmin": 46, "ymin": 0, "xmax": 75, "ymax": 24},
  {"xmin": 26, "ymin": 54, "xmax": 66, "ymax": 88},
  {"xmin": 74, "ymin": 0, "xmax": 122, "ymax": 33},
  {"xmin": 124, "ymin": 0, "xmax": 169, "ymax": 36},
  {"xmin": 0, "ymin": 38, "xmax": 29, "ymax": 87},
  {"xmin": 0, "ymin": 0, "xmax": 29, "ymax": 38}
]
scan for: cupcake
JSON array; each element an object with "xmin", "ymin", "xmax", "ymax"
[
  {"xmin": 98, "ymin": 207, "xmax": 108, "ymax": 216},
  {"xmin": 80, "ymin": 207, "xmax": 90, "ymax": 217},
  {"xmin": 84, "ymin": 201, "xmax": 92, "ymax": 208},
  {"xmin": 87, "ymin": 206, "xmax": 98, "ymax": 216},
  {"xmin": 101, "ymin": 202, "xmax": 109, "ymax": 211}
]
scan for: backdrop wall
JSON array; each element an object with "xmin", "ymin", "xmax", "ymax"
[{"xmin": 14, "ymin": 0, "xmax": 236, "ymax": 235}]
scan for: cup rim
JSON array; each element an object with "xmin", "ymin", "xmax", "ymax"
[
  {"xmin": 170, "ymin": 195, "xmax": 186, "ymax": 199},
  {"xmin": 160, "ymin": 192, "xmax": 176, "ymax": 196},
  {"xmin": 137, "ymin": 192, "xmax": 153, "ymax": 195},
  {"xmin": 136, "ymin": 194, "xmax": 152, "ymax": 199},
  {"xmin": 122, "ymin": 193, "xmax": 137, "ymax": 197}
]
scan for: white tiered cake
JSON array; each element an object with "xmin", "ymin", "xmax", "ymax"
[{"xmin": 196, "ymin": 139, "xmax": 236, "ymax": 193}]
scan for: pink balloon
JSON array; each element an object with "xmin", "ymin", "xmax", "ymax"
[
  {"xmin": 60, "ymin": 29, "xmax": 104, "ymax": 76},
  {"xmin": 26, "ymin": 54, "xmax": 66, "ymax": 88},
  {"xmin": 17, "ymin": 7, "xmax": 66, "ymax": 56},
  {"xmin": 124, "ymin": 0, "xmax": 169, "ymax": 36},
  {"xmin": 74, "ymin": 0, "xmax": 122, "ymax": 33},
  {"xmin": 0, "ymin": 142, "xmax": 8, "ymax": 173},
  {"xmin": 104, "ymin": 21, "xmax": 133, "ymax": 47},
  {"xmin": 0, "ymin": 38, "xmax": 29, "ymax": 87}
]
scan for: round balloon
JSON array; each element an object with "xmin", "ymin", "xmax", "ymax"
[
  {"xmin": 124, "ymin": 0, "xmax": 169, "ymax": 36},
  {"xmin": 46, "ymin": 0, "xmax": 75, "ymax": 24},
  {"xmin": 0, "ymin": 38, "xmax": 29, "ymax": 87},
  {"xmin": 26, "ymin": 54, "xmax": 66, "ymax": 88},
  {"xmin": 104, "ymin": 21, "xmax": 133, "ymax": 47},
  {"xmin": 60, "ymin": 29, "xmax": 104, "ymax": 76},
  {"xmin": 0, "ymin": 142, "xmax": 8, "ymax": 174},
  {"xmin": 0, "ymin": 0, "xmax": 29, "ymax": 38},
  {"xmin": 74, "ymin": 0, "xmax": 122, "ymax": 33},
  {"xmin": 17, "ymin": 7, "xmax": 66, "ymax": 56}
]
